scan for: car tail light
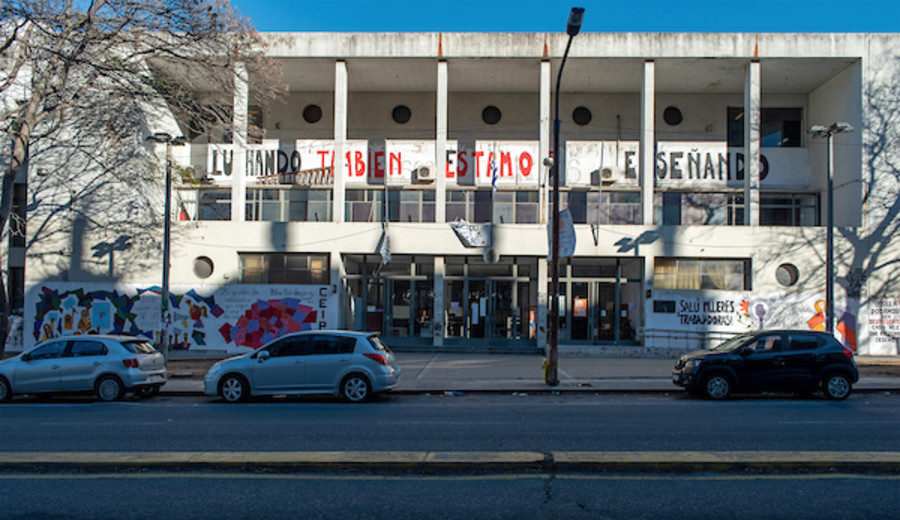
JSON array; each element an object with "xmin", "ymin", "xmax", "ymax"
[
  {"xmin": 363, "ymin": 353, "xmax": 388, "ymax": 366},
  {"xmin": 842, "ymin": 348, "xmax": 854, "ymax": 358},
  {"xmin": 123, "ymin": 358, "xmax": 140, "ymax": 368}
]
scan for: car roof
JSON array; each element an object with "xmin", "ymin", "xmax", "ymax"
[{"xmin": 36, "ymin": 334, "xmax": 151, "ymax": 345}]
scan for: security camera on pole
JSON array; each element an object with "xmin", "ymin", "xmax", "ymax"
[{"xmin": 546, "ymin": 7, "xmax": 584, "ymax": 386}]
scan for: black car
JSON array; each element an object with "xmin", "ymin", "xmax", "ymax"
[{"xmin": 672, "ymin": 330, "xmax": 859, "ymax": 400}]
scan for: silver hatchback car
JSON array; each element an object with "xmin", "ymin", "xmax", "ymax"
[
  {"xmin": 0, "ymin": 335, "xmax": 168, "ymax": 402},
  {"xmin": 204, "ymin": 330, "xmax": 401, "ymax": 402}
]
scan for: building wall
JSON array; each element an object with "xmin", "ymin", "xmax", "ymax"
[{"xmin": 20, "ymin": 32, "xmax": 900, "ymax": 357}]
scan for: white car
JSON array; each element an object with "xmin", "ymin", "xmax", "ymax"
[
  {"xmin": 204, "ymin": 331, "xmax": 401, "ymax": 403},
  {"xmin": 0, "ymin": 335, "xmax": 168, "ymax": 402}
]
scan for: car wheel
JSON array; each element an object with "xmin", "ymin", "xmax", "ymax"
[
  {"xmin": 702, "ymin": 373, "xmax": 732, "ymax": 400},
  {"xmin": 0, "ymin": 377, "xmax": 11, "ymax": 402},
  {"xmin": 95, "ymin": 375, "xmax": 124, "ymax": 402},
  {"xmin": 341, "ymin": 374, "xmax": 371, "ymax": 403},
  {"xmin": 823, "ymin": 373, "xmax": 852, "ymax": 400},
  {"xmin": 220, "ymin": 374, "xmax": 249, "ymax": 403}
]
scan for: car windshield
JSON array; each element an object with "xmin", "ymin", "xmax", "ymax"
[
  {"xmin": 710, "ymin": 333, "xmax": 754, "ymax": 352},
  {"xmin": 122, "ymin": 340, "xmax": 158, "ymax": 354}
]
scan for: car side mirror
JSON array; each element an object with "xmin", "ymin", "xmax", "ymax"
[
  {"xmin": 739, "ymin": 347, "xmax": 753, "ymax": 357},
  {"xmin": 20, "ymin": 353, "xmax": 31, "ymax": 362},
  {"xmin": 257, "ymin": 350, "xmax": 270, "ymax": 363}
]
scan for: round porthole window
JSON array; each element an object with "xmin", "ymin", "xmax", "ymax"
[
  {"xmin": 482, "ymin": 105, "xmax": 502, "ymax": 125},
  {"xmin": 302, "ymin": 104, "xmax": 322, "ymax": 124},
  {"xmin": 392, "ymin": 105, "xmax": 411, "ymax": 124},
  {"xmin": 663, "ymin": 106, "xmax": 683, "ymax": 126},
  {"xmin": 775, "ymin": 263, "xmax": 799, "ymax": 287},
  {"xmin": 572, "ymin": 106, "xmax": 592, "ymax": 126},
  {"xmin": 193, "ymin": 256, "xmax": 214, "ymax": 279}
]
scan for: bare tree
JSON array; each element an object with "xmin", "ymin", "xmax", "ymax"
[{"xmin": 0, "ymin": 0, "xmax": 282, "ymax": 353}]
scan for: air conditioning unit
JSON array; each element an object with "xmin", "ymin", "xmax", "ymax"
[
  {"xmin": 416, "ymin": 163, "xmax": 435, "ymax": 183},
  {"xmin": 592, "ymin": 166, "xmax": 620, "ymax": 185}
]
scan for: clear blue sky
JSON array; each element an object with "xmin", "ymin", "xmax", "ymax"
[{"xmin": 233, "ymin": 0, "xmax": 900, "ymax": 32}]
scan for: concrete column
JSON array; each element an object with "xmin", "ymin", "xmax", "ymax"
[
  {"xmin": 435, "ymin": 60, "xmax": 448, "ymax": 224},
  {"xmin": 330, "ymin": 251, "xmax": 345, "ymax": 328},
  {"xmin": 537, "ymin": 255, "xmax": 548, "ymax": 352},
  {"xmin": 333, "ymin": 60, "xmax": 348, "ymax": 223},
  {"xmin": 744, "ymin": 60, "xmax": 761, "ymax": 226},
  {"xmin": 432, "ymin": 256, "xmax": 445, "ymax": 346},
  {"xmin": 540, "ymin": 59, "xmax": 551, "ymax": 224},
  {"xmin": 231, "ymin": 62, "xmax": 248, "ymax": 222},
  {"xmin": 640, "ymin": 60, "xmax": 655, "ymax": 226}
]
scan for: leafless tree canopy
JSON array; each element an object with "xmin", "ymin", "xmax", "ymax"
[{"xmin": 0, "ymin": 0, "xmax": 283, "ymax": 352}]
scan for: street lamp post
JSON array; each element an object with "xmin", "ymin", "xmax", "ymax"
[
  {"xmin": 807, "ymin": 122, "xmax": 853, "ymax": 335},
  {"xmin": 147, "ymin": 132, "xmax": 186, "ymax": 359},
  {"xmin": 547, "ymin": 7, "xmax": 584, "ymax": 386}
]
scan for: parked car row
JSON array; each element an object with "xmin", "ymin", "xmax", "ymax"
[
  {"xmin": 2, "ymin": 329, "xmax": 859, "ymax": 403},
  {"xmin": 0, "ymin": 330, "xmax": 401, "ymax": 403}
]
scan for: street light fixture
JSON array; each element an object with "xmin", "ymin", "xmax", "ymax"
[
  {"xmin": 147, "ymin": 132, "xmax": 187, "ymax": 360},
  {"xmin": 547, "ymin": 7, "xmax": 584, "ymax": 386},
  {"xmin": 807, "ymin": 122, "xmax": 853, "ymax": 335}
]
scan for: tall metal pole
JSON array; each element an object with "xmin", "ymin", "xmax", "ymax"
[
  {"xmin": 161, "ymin": 142, "xmax": 172, "ymax": 359},
  {"xmin": 547, "ymin": 7, "xmax": 584, "ymax": 387},
  {"xmin": 825, "ymin": 132, "xmax": 834, "ymax": 334}
]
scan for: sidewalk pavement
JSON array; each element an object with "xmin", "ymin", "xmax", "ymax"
[{"xmin": 160, "ymin": 353, "xmax": 900, "ymax": 396}]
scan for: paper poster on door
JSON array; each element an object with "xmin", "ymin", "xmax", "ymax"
[{"xmin": 574, "ymin": 298, "xmax": 588, "ymax": 318}]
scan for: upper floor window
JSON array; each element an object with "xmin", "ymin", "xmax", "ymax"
[
  {"xmin": 654, "ymin": 258, "xmax": 751, "ymax": 291},
  {"xmin": 240, "ymin": 253, "xmax": 329, "ymax": 284},
  {"xmin": 246, "ymin": 188, "xmax": 332, "ymax": 222},
  {"xmin": 346, "ymin": 189, "xmax": 435, "ymax": 223},
  {"xmin": 446, "ymin": 189, "xmax": 539, "ymax": 224},
  {"xmin": 565, "ymin": 190, "xmax": 642, "ymax": 225},
  {"xmin": 728, "ymin": 107, "xmax": 802, "ymax": 148}
]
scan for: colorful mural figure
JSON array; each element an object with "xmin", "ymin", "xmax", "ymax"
[
  {"xmin": 29, "ymin": 284, "xmax": 335, "ymax": 353},
  {"xmin": 807, "ymin": 300, "xmax": 858, "ymax": 351},
  {"xmin": 219, "ymin": 298, "xmax": 318, "ymax": 349}
]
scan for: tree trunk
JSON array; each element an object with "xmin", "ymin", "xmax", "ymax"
[{"xmin": 0, "ymin": 131, "xmax": 30, "ymax": 356}]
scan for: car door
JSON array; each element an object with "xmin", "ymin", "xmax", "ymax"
[
  {"xmin": 58, "ymin": 339, "xmax": 109, "ymax": 392},
  {"xmin": 736, "ymin": 333, "xmax": 786, "ymax": 390},
  {"xmin": 251, "ymin": 336, "xmax": 311, "ymax": 391},
  {"xmin": 781, "ymin": 333, "xmax": 822, "ymax": 389},
  {"xmin": 304, "ymin": 335, "xmax": 355, "ymax": 391},
  {"xmin": 14, "ymin": 341, "xmax": 67, "ymax": 393}
]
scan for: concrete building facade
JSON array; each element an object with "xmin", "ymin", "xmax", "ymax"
[{"xmin": 17, "ymin": 32, "xmax": 900, "ymax": 357}]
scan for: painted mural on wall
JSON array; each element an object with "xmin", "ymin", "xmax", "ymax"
[
  {"xmin": 650, "ymin": 291, "xmax": 858, "ymax": 351},
  {"xmin": 24, "ymin": 283, "xmax": 338, "ymax": 353},
  {"xmin": 866, "ymin": 298, "xmax": 900, "ymax": 356}
]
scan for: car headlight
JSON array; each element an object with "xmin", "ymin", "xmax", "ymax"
[
  {"xmin": 690, "ymin": 359, "xmax": 703, "ymax": 371},
  {"xmin": 205, "ymin": 363, "xmax": 224, "ymax": 378}
]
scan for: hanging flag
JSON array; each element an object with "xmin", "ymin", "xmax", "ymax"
[
  {"xmin": 491, "ymin": 145, "xmax": 499, "ymax": 192},
  {"xmin": 377, "ymin": 230, "xmax": 391, "ymax": 265}
]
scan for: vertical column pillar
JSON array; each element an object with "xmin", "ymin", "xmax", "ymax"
[
  {"xmin": 432, "ymin": 257, "xmax": 445, "ymax": 346},
  {"xmin": 540, "ymin": 59, "xmax": 551, "ymax": 224},
  {"xmin": 744, "ymin": 59, "xmax": 761, "ymax": 226},
  {"xmin": 640, "ymin": 60, "xmax": 655, "ymax": 226},
  {"xmin": 333, "ymin": 60, "xmax": 348, "ymax": 223},
  {"xmin": 231, "ymin": 62, "xmax": 248, "ymax": 222},
  {"xmin": 537, "ymin": 255, "xmax": 548, "ymax": 352},
  {"xmin": 330, "ymin": 251, "xmax": 345, "ymax": 328},
  {"xmin": 435, "ymin": 60, "xmax": 448, "ymax": 224}
]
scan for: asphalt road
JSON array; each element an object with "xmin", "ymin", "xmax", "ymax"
[
  {"xmin": 2, "ymin": 392, "xmax": 900, "ymax": 453},
  {"xmin": 0, "ymin": 472, "xmax": 898, "ymax": 520}
]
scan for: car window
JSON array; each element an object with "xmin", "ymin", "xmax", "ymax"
[
  {"xmin": 28, "ymin": 342, "xmax": 67, "ymax": 360},
  {"xmin": 368, "ymin": 335, "xmax": 391, "ymax": 353},
  {"xmin": 339, "ymin": 337, "xmax": 356, "ymax": 354},
  {"xmin": 311, "ymin": 336, "xmax": 342, "ymax": 355},
  {"xmin": 787, "ymin": 335, "xmax": 820, "ymax": 351},
  {"xmin": 272, "ymin": 337, "xmax": 312, "ymax": 357},
  {"xmin": 69, "ymin": 340, "xmax": 108, "ymax": 357},
  {"xmin": 749, "ymin": 334, "xmax": 783, "ymax": 353},
  {"xmin": 122, "ymin": 340, "xmax": 158, "ymax": 354}
]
